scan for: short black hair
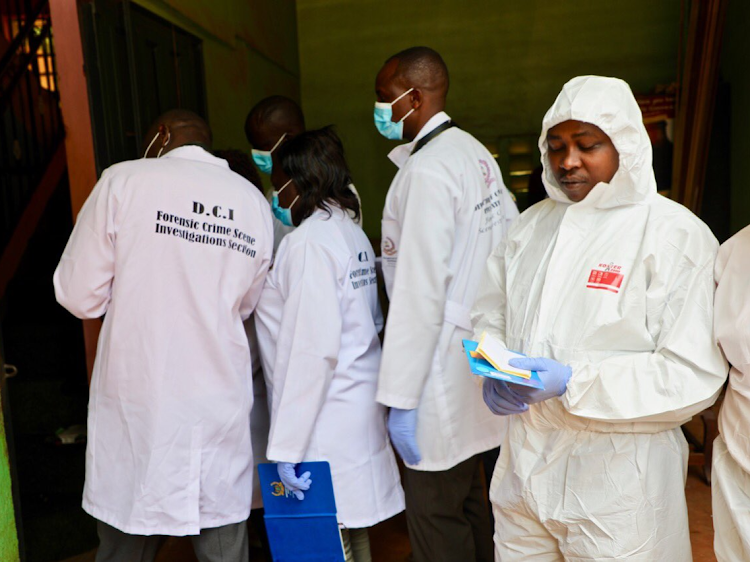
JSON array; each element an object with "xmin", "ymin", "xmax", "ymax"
[
  {"xmin": 214, "ymin": 149, "xmax": 263, "ymax": 194},
  {"xmin": 244, "ymin": 95, "xmax": 305, "ymax": 144},
  {"xmin": 276, "ymin": 126, "xmax": 360, "ymax": 223},
  {"xmin": 385, "ymin": 46, "xmax": 449, "ymax": 97}
]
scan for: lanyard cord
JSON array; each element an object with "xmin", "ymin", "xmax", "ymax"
[{"xmin": 411, "ymin": 121, "xmax": 457, "ymax": 155}]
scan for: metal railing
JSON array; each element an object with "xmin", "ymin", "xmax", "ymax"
[{"xmin": 0, "ymin": 0, "xmax": 63, "ymax": 252}]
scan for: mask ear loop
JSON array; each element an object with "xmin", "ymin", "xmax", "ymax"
[
  {"xmin": 143, "ymin": 132, "xmax": 160, "ymax": 158},
  {"xmin": 156, "ymin": 130, "xmax": 171, "ymax": 158},
  {"xmin": 270, "ymin": 132, "xmax": 288, "ymax": 154},
  {"xmin": 277, "ymin": 178, "xmax": 293, "ymax": 194},
  {"xmin": 399, "ymin": 107, "xmax": 416, "ymax": 123},
  {"xmin": 390, "ymin": 87, "xmax": 414, "ymax": 106}
]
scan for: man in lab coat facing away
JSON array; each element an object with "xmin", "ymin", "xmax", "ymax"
[
  {"xmin": 53, "ymin": 109, "xmax": 273, "ymax": 562},
  {"xmin": 712, "ymin": 225, "xmax": 750, "ymax": 561},
  {"xmin": 374, "ymin": 46, "xmax": 518, "ymax": 561},
  {"xmin": 473, "ymin": 76, "xmax": 728, "ymax": 560}
]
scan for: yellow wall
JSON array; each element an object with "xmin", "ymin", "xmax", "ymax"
[{"xmin": 133, "ymin": 0, "xmax": 300, "ymax": 153}]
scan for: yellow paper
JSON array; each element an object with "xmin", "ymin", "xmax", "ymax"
[{"xmin": 476, "ymin": 332, "xmax": 532, "ymax": 379}]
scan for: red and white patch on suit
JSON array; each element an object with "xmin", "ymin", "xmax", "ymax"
[{"xmin": 587, "ymin": 263, "xmax": 624, "ymax": 294}]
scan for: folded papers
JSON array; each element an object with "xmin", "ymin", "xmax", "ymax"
[{"xmin": 463, "ymin": 334, "xmax": 545, "ymax": 390}]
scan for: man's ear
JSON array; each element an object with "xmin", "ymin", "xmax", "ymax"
[
  {"xmin": 160, "ymin": 124, "xmax": 172, "ymax": 147},
  {"xmin": 410, "ymin": 89, "xmax": 424, "ymax": 110}
]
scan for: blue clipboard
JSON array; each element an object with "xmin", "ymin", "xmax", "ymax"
[
  {"xmin": 462, "ymin": 339, "xmax": 545, "ymax": 390},
  {"xmin": 258, "ymin": 461, "xmax": 345, "ymax": 561}
]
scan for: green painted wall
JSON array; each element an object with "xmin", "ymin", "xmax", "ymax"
[
  {"xmin": 0, "ymin": 386, "xmax": 19, "ymax": 562},
  {"xmin": 133, "ymin": 0, "xmax": 300, "ymax": 156},
  {"xmin": 297, "ymin": 0, "xmax": 682, "ymax": 238},
  {"xmin": 722, "ymin": 0, "xmax": 750, "ymax": 234}
]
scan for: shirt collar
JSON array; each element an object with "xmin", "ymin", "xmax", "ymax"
[
  {"xmin": 387, "ymin": 111, "xmax": 451, "ymax": 168},
  {"xmin": 161, "ymin": 145, "xmax": 229, "ymax": 168}
]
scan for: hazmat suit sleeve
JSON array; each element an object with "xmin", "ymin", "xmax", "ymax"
[
  {"xmin": 471, "ymin": 240, "xmax": 508, "ymax": 345},
  {"xmin": 377, "ymin": 168, "xmax": 457, "ymax": 410},
  {"xmin": 53, "ymin": 171, "xmax": 116, "ymax": 319},
  {"xmin": 563, "ymin": 223, "xmax": 728, "ymax": 423},
  {"xmin": 265, "ymin": 239, "xmax": 343, "ymax": 463}
]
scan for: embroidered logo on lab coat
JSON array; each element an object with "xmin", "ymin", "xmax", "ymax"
[
  {"xmin": 383, "ymin": 238, "xmax": 397, "ymax": 256},
  {"xmin": 587, "ymin": 263, "xmax": 624, "ymax": 294},
  {"xmin": 479, "ymin": 160, "xmax": 497, "ymax": 190}
]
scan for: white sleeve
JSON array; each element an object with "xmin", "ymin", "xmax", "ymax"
[
  {"xmin": 239, "ymin": 204, "xmax": 273, "ymax": 320},
  {"xmin": 714, "ymin": 227, "xmax": 750, "ymax": 371},
  {"xmin": 266, "ymin": 240, "xmax": 342, "ymax": 463},
  {"xmin": 500, "ymin": 187, "xmax": 520, "ymax": 236},
  {"xmin": 272, "ymin": 216, "xmax": 295, "ymax": 255},
  {"xmin": 471, "ymin": 240, "xmax": 508, "ymax": 345},
  {"xmin": 563, "ymin": 225, "xmax": 728, "ymax": 423},
  {"xmin": 53, "ymin": 171, "xmax": 116, "ymax": 319},
  {"xmin": 376, "ymin": 169, "xmax": 457, "ymax": 410}
]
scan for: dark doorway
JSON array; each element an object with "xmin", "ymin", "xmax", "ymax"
[
  {"xmin": 1, "ymin": 2, "xmax": 208, "ymax": 560},
  {"xmin": 79, "ymin": 0, "xmax": 207, "ymax": 172},
  {"xmin": 2, "ymin": 175, "xmax": 94, "ymax": 562}
]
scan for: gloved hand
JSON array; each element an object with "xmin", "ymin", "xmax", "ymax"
[
  {"xmin": 483, "ymin": 378, "xmax": 529, "ymax": 415},
  {"xmin": 277, "ymin": 462, "xmax": 312, "ymax": 500},
  {"xmin": 507, "ymin": 357, "xmax": 572, "ymax": 404},
  {"xmin": 388, "ymin": 408, "xmax": 421, "ymax": 466}
]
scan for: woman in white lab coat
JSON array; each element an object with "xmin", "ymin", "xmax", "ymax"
[{"xmin": 254, "ymin": 127, "xmax": 404, "ymax": 561}]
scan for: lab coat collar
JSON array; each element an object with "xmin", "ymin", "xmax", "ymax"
[
  {"xmin": 387, "ymin": 111, "xmax": 451, "ymax": 169},
  {"xmin": 308, "ymin": 202, "xmax": 348, "ymax": 221},
  {"xmin": 161, "ymin": 145, "xmax": 230, "ymax": 169}
]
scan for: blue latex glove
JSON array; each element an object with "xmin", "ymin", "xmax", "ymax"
[
  {"xmin": 483, "ymin": 378, "xmax": 529, "ymax": 415},
  {"xmin": 507, "ymin": 357, "xmax": 572, "ymax": 404},
  {"xmin": 388, "ymin": 408, "xmax": 422, "ymax": 465},
  {"xmin": 277, "ymin": 462, "xmax": 312, "ymax": 500}
]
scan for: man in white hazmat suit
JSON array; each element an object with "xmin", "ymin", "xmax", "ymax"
[
  {"xmin": 374, "ymin": 46, "xmax": 518, "ymax": 561},
  {"xmin": 54, "ymin": 110, "xmax": 273, "ymax": 562},
  {"xmin": 472, "ymin": 75, "xmax": 728, "ymax": 560},
  {"xmin": 711, "ymin": 224, "xmax": 750, "ymax": 561}
]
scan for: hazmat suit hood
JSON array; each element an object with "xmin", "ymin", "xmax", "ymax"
[{"xmin": 539, "ymin": 75, "xmax": 657, "ymax": 209}]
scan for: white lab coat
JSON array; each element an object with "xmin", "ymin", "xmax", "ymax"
[
  {"xmin": 255, "ymin": 206, "xmax": 404, "ymax": 528},
  {"xmin": 377, "ymin": 111, "xmax": 519, "ymax": 471},
  {"xmin": 53, "ymin": 146, "xmax": 273, "ymax": 536},
  {"xmin": 250, "ymin": 184, "xmax": 364, "ymax": 509},
  {"xmin": 268, "ymin": 183, "xmax": 362, "ymax": 255},
  {"xmin": 472, "ymin": 76, "xmax": 728, "ymax": 560},
  {"xmin": 712, "ymin": 225, "xmax": 750, "ymax": 561}
]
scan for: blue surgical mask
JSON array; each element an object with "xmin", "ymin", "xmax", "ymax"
[
  {"xmin": 271, "ymin": 179, "xmax": 299, "ymax": 227},
  {"xmin": 251, "ymin": 132, "xmax": 288, "ymax": 175},
  {"xmin": 374, "ymin": 88, "xmax": 415, "ymax": 140}
]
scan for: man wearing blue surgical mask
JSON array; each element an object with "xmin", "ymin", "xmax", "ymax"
[
  {"xmin": 245, "ymin": 96, "xmax": 363, "ymax": 254},
  {"xmin": 374, "ymin": 47, "xmax": 518, "ymax": 562},
  {"xmin": 245, "ymin": 96, "xmax": 305, "ymax": 176}
]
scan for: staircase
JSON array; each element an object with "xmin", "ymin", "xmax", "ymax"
[{"xmin": 0, "ymin": 0, "xmax": 65, "ymax": 299}]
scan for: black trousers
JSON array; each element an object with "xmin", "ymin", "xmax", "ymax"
[
  {"xmin": 403, "ymin": 453, "xmax": 494, "ymax": 562},
  {"xmin": 95, "ymin": 520, "xmax": 249, "ymax": 562}
]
